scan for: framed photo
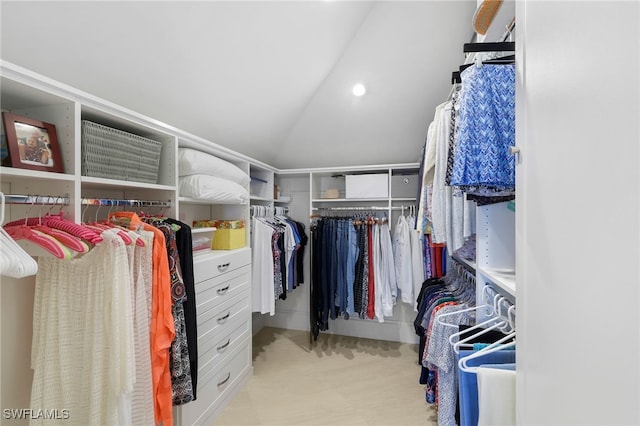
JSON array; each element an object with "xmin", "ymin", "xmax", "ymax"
[{"xmin": 1, "ymin": 112, "xmax": 64, "ymax": 173}]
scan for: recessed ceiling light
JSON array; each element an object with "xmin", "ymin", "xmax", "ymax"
[{"xmin": 352, "ymin": 83, "xmax": 366, "ymax": 97}]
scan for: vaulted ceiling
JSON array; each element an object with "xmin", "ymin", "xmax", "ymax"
[{"xmin": 1, "ymin": 1, "xmax": 477, "ymax": 169}]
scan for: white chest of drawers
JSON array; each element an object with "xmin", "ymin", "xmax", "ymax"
[{"xmin": 176, "ymin": 247, "xmax": 253, "ymax": 426}]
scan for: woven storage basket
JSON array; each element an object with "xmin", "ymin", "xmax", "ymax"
[{"xmin": 81, "ymin": 121, "xmax": 162, "ymax": 184}]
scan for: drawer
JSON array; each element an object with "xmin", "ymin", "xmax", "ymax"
[
  {"xmin": 198, "ymin": 337, "xmax": 250, "ymax": 394},
  {"xmin": 198, "ymin": 316, "xmax": 250, "ymax": 375},
  {"xmin": 193, "ymin": 248, "xmax": 251, "ymax": 282},
  {"xmin": 197, "ymin": 291, "xmax": 249, "ymax": 340},
  {"xmin": 181, "ymin": 338, "xmax": 251, "ymax": 425},
  {"xmin": 195, "ymin": 266, "xmax": 250, "ymax": 315}
]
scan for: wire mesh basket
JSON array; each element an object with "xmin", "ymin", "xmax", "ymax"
[{"xmin": 81, "ymin": 120, "xmax": 162, "ymax": 184}]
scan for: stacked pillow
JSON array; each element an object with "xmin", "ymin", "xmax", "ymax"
[{"xmin": 178, "ymin": 148, "xmax": 250, "ymax": 203}]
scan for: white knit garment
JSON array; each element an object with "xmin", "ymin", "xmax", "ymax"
[
  {"xmin": 30, "ymin": 229, "xmax": 134, "ymax": 426},
  {"xmin": 130, "ymin": 230, "xmax": 155, "ymax": 426}
]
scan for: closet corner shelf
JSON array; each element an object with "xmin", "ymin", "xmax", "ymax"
[
  {"xmin": 452, "ymin": 255, "xmax": 477, "ymax": 272},
  {"xmin": 274, "ymin": 198, "xmax": 290, "ymax": 204},
  {"xmin": 249, "ymin": 195, "xmax": 273, "ymax": 202},
  {"xmin": 1, "ymin": 166, "xmax": 75, "ymax": 182},
  {"xmin": 311, "ymin": 198, "xmax": 387, "ymax": 203},
  {"xmin": 179, "ymin": 196, "xmax": 248, "ymax": 206},
  {"xmin": 81, "ymin": 176, "xmax": 175, "ymax": 191},
  {"xmin": 391, "ymin": 197, "xmax": 417, "ymax": 202},
  {"xmin": 191, "ymin": 227, "xmax": 217, "ymax": 234},
  {"xmin": 478, "ymin": 266, "xmax": 516, "ymax": 296}
]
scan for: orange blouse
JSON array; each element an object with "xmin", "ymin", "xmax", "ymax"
[{"xmin": 110, "ymin": 212, "xmax": 175, "ymax": 426}]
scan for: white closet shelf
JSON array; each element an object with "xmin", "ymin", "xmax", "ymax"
[
  {"xmin": 179, "ymin": 196, "xmax": 248, "ymax": 206},
  {"xmin": 81, "ymin": 176, "xmax": 175, "ymax": 191},
  {"xmin": 1, "ymin": 167, "xmax": 75, "ymax": 182},
  {"xmin": 311, "ymin": 198, "xmax": 388, "ymax": 203},
  {"xmin": 192, "ymin": 246, "xmax": 250, "ymax": 261},
  {"xmin": 249, "ymin": 195, "xmax": 272, "ymax": 202},
  {"xmin": 391, "ymin": 197, "xmax": 417, "ymax": 202},
  {"xmin": 453, "ymin": 255, "xmax": 477, "ymax": 272},
  {"xmin": 478, "ymin": 266, "xmax": 516, "ymax": 296},
  {"xmin": 191, "ymin": 227, "xmax": 217, "ymax": 234}
]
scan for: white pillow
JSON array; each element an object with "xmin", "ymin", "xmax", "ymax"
[
  {"xmin": 178, "ymin": 148, "xmax": 251, "ymax": 186},
  {"xmin": 179, "ymin": 174, "xmax": 249, "ymax": 204}
]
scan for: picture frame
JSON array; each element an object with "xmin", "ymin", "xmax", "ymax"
[{"xmin": 1, "ymin": 112, "xmax": 64, "ymax": 173}]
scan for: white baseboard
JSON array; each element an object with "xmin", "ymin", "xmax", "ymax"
[{"xmin": 261, "ymin": 307, "xmax": 420, "ymax": 345}]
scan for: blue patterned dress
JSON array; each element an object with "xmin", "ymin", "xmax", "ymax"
[{"xmin": 450, "ymin": 64, "xmax": 516, "ymax": 196}]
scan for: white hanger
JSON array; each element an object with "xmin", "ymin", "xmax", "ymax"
[
  {"xmin": 436, "ymin": 303, "xmax": 492, "ymax": 329},
  {"xmin": 449, "ymin": 288, "xmax": 514, "ymax": 353},
  {"xmin": 0, "ymin": 192, "xmax": 39, "ymax": 278},
  {"xmin": 458, "ymin": 332, "xmax": 516, "ymax": 373},
  {"xmin": 450, "ymin": 315, "xmax": 509, "ymax": 354}
]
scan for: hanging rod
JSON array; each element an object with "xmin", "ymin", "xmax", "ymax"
[
  {"xmin": 485, "ymin": 282, "xmax": 516, "ymax": 306},
  {"xmin": 81, "ymin": 198, "xmax": 172, "ymax": 207},
  {"xmin": 451, "ymin": 254, "xmax": 476, "ymax": 274},
  {"xmin": 463, "ymin": 41, "xmax": 515, "ymax": 53},
  {"xmin": 312, "ymin": 206, "xmax": 407, "ymax": 211},
  {"xmin": 5, "ymin": 194, "xmax": 69, "ymax": 205}
]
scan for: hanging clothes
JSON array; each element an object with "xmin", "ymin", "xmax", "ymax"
[
  {"xmin": 450, "ymin": 63, "xmax": 516, "ymax": 196},
  {"xmin": 458, "ymin": 350, "xmax": 516, "ymax": 426},
  {"xmin": 110, "ymin": 211, "xmax": 175, "ymax": 426},
  {"xmin": 252, "ymin": 214, "xmax": 308, "ymax": 314},
  {"xmin": 164, "ymin": 218, "xmax": 199, "ymax": 401},
  {"xmin": 252, "ymin": 216, "xmax": 276, "ymax": 315},
  {"xmin": 413, "ymin": 260, "xmax": 478, "ymax": 425},
  {"xmin": 407, "ymin": 210, "xmax": 425, "ymax": 311},
  {"xmin": 393, "ymin": 214, "xmax": 413, "ymax": 305},
  {"xmin": 144, "ymin": 219, "xmax": 193, "ymax": 406},
  {"xmin": 311, "ymin": 215, "xmax": 395, "ymax": 332},
  {"xmin": 129, "ymin": 229, "xmax": 156, "ymax": 426},
  {"xmin": 30, "ymin": 229, "xmax": 134, "ymax": 426}
]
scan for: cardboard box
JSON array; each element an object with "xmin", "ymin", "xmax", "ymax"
[
  {"xmin": 210, "ymin": 220, "xmax": 246, "ymax": 250},
  {"xmin": 212, "ymin": 228, "xmax": 246, "ymax": 250},
  {"xmin": 345, "ymin": 173, "xmax": 388, "ymax": 199}
]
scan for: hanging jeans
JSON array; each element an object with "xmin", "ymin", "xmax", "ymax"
[{"xmin": 345, "ymin": 220, "xmax": 358, "ymax": 316}]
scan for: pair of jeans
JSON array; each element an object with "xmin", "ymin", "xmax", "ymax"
[{"xmin": 345, "ymin": 220, "xmax": 358, "ymax": 316}]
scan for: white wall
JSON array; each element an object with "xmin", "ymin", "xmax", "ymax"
[
  {"xmin": 516, "ymin": 1, "xmax": 640, "ymax": 424},
  {"xmin": 1, "ymin": 277, "xmax": 35, "ymax": 425}
]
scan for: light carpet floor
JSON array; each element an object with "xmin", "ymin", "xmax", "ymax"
[{"xmin": 213, "ymin": 327, "xmax": 437, "ymax": 426}]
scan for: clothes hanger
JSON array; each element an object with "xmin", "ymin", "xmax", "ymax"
[
  {"xmin": 458, "ymin": 332, "xmax": 516, "ymax": 374},
  {"xmin": 448, "ymin": 289, "xmax": 510, "ymax": 352},
  {"xmin": 29, "ymin": 197, "xmax": 89, "ymax": 253},
  {"xmin": 86, "ymin": 202, "xmax": 133, "ymax": 245},
  {"xmin": 5, "ymin": 197, "xmax": 103, "ymax": 245},
  {"xmin": 435, "ymin": 275, "xmax": 492, "ymax": 327},
  {"xmin": 100, "ymin": 201, "xmax": 146, "ymax": 247},
  {"xmin": 0, "ymin": 192, "xmax": 39, "ymax": 278},
  {"xmin": 4, "ymin": 197, "xmax": 74, "ymax": 259},
  {"xmin": 435, "ymin": 303, "xmax": 487, "ymax": 328}
]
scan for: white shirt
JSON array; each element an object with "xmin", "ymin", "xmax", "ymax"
[
  {"xmin": 393, "ymin": 215, "xmax": 413, "ymax": 305},
  {"xmin": 251, "ymin": 217, "xmax": 276, "ymax": 316}
]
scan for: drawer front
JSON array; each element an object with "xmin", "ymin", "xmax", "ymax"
[
  {"xmin": 195, "ymin": 266, "xmax": 250, "ymax": 316},
  {"xmin": 198, "ymin": 315, "xmax": 250, "ymax": 375},
  {"xmin": 198, "ymin": 324, "xmax": 250, "ymax": 386},
  {"xmin": 181, "ymin": 338, "xmax": 251, "ymax": 426},
  {"xmin": 197, "ymin": 291, "xmax": 249, "ymax": 341},
  {"xmin": 198, "ymin": 338, "xmax": 251, "ymax": 398},
  {"xmin": 193, "ymin": 248, "xmax": 251, "ymax": 282}
]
